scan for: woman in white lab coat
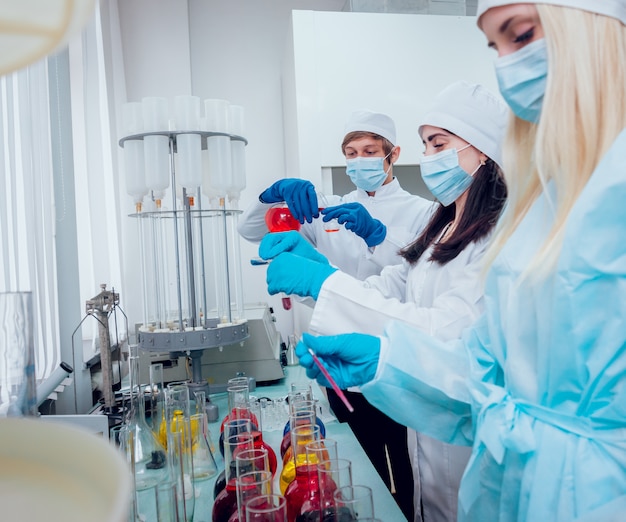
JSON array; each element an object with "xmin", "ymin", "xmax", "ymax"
[
  {"xmin": 294, "ymin": 1, "xmax": 626, "ymax": 520},
  {"xmin": 259, "ymin": 81, "xmax": 508, "ymax": 522}
]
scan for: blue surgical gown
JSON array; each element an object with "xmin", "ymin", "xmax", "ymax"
[{"xmin": 361, "ymin": 129, "xmax": 626, "ymax": 521}]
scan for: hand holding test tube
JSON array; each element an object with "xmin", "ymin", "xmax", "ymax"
[
  {"xmin": 296, "ymin": 332, "xmax": 380, "ymax": 392},
  {"xmin": 307, "ymin": 347, "xmax": 354, "ymax": 413}
]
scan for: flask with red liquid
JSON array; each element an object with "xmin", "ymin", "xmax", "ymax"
[
  {"xmin": 284, "ymin": 425, "xmax": 324, "ymax": 520},
  {"xmin": 212, "ymin": 426, "xmax": 254, "ymax": 522},
  {"xmin": 287, "ymin": 439, "xmax": 338, "ymax": 522},
  {"xmin": 264, "ymin": 204, "xmax": 301, "ymax": 310},
  {"xmin": 218, "ymin": 385, "xmax": 277, "ymax": 477},
  {"xmin": 265, "ymin": 203, "xmax": 301, "ymax": 232}
]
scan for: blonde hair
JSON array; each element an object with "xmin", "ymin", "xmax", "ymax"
[{"xmin": 484, "ymin": 5, "xmax": 626, "ymax": 280}]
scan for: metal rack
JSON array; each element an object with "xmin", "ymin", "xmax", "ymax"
[{"xmin": 119, "ymin": 130, "xmax": 250, "ymax": 394}]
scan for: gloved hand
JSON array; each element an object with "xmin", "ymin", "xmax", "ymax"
[
  {"xmin": 259, "ymin": 231, "xmax": 329, "ymax": 264},
  {"xmin": 259, "ymin": 179, "xmax": 319, "ymax": 224},
  {"xmin": 295, "ymin": 332, "xmax": 380, "ymax": 389},
  {"xmin": 321, "ymin": 203, "xmax": 386, "ymax": 247},
  {"xmin": 266, "ymin": 252, "xmax": 337, "ymax": 300}
]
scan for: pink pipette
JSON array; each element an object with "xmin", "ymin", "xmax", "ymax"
[{"xmin": 307, "ymin": 348, "xmax": 354, "ymax": 413}]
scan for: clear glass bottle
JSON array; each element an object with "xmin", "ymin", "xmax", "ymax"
[
  {"xmin": 165, "ymin": 383, "xmax": 195, "ymax": 522},
  {"xmin": 317, "ymin": 192, "xmax": 340, "ymax": 233},
  {"xmin": 190, "ymin": 411, "xmax": 219, "ymax": 481},
  {"xmin": 280, "ymin": 424, "xmax": 320, "ymax": 495},
  {"xmin": 218, "ymin": 385, "xmax": 277, "ymax": 477},
  {"xmin": 228, "ymin": 470, "xmax": 272, "ymax": 522},
  {"xmin": 212, "ymin": 423, "xmax": 254, "ymax": 522},
  {"xmin": 124, "ymin": 346, "xmax": 170, "ymax": 520},
  {"xmin": 292, "ymin": 439, "xmax": 338, "ymax": 521}
]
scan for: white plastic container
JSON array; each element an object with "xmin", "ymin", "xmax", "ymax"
[
  {"xmin": 174, "ymin": 95, "xmax": 202, "ymax": 193},
  {"xmin": 121, "ymin": 102, "xmax": 147, "ymax": 208},
  {"xmin": 202, "ymin": 99, "xmax": 232, "ymax": 199},
  {"xmin": 141, "ymin": 97, "xmax": 170, "ymax": 200},
  {"xmin": 0, "ymin": 417, "xmax": 131, "ymax": 522}
]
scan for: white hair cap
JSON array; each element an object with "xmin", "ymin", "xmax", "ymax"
[
  {"xmin": 344, "ymin": 110, "xmax": 396, "ymax": 145},
  {"xmin": 418, "ymin": 81, "xmax": 508, "ymax": 168},
  {"xmin": 477, "ymin": 0, "xmax": 626, "ymax": 27}
]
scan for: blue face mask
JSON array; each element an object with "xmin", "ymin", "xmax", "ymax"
[
  {"xmin": 495, "ymin": 38, "xmax": 548, "ymax": 124},
  {"xmin": 346, "ymin": 152, "xmax": 392, "ymax": 192},
  {"xmin": 419, "ymin": 144, "xmax": 475, "ymax": 206}
]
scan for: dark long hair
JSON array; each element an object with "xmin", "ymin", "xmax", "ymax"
[{"xmin": 400, "ymin": 158, "xmax": 507, "ymax": 265}]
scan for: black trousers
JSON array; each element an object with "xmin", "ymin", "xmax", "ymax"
[{"xmin": 326, "ymin": 388, "xmax": 415, "ymax": 521}]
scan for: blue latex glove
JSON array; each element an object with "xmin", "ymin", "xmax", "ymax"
[
  {"xmin": 295, "ymin": 332, "xmax": 380, "ymax": 389},
  {"xmin": 259, "ymin": 179, "xmax": 319, "ymax": 224},
  {"xmin": 266, "ymin": 252, "xmax": 336, "ymax": 300},
  {"xmin": 321, "ymin": 202, "xmax": 386, "ymax": 247},
  {"xmin": 259, "ymin": 231, "xmax": 329, "ymax": 264}
]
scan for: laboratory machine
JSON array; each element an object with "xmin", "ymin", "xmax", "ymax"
[{"xmin": 120, "ymin": 96, "xmax": 284, "ymax": 397}]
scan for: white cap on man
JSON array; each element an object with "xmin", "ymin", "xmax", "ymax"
[
  {"xmin": 418, "ymin": 81, "xmax": 508, "ymax": 168},
  {"xmin": 344, "ymin": 110, "xmax": 396, "ymax": 145},
  {"xmin": 476, "ymin": 0, "xmax": 626, "ymax": 27}
]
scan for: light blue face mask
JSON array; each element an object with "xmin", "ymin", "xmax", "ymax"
[
  {"xmin": 346, "ymin": 152, "xmax": 392, "ymax": 192},
  {"xmin": 495, "ymin": 38, "xmax": 548, "ymax": 124},
  {"xmin": 419, "ymin": 144, "xmax": 475, "ymax": 206}
]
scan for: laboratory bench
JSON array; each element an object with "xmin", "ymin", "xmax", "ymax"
[{"xmin": 199, "ymin": 364, "xmax": 408, "ymax": 522}]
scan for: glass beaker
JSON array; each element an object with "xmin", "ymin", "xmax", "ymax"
[
  {"xmin": 233, "ymin": 470, "xmax": 273, "ymax": 522},
  {"xmin": 317, "ymin": 458, "xmax": 353, "ymax": 515},
  {"xmin": 280, "ymin": 424, "xmax": 321, "ymax": 495},
  {"xmin": 194, "ymin": 390, "xmax": 218, "ymax": 454},
  {"xmin": 124, "ymin": 346, "xmax": 170, "ymax": 521},
  {"xmin": 245, "ymin": 494, "xmax": 287, "ymax": 522},
  {"xmin": 190, "ymin": 412, "xmax": 218, "ymax": 481},
  {"xmin": 317, "ymin": 193, "xmax": 340, "ymax": 233},
  {"xmin": 165, "ymin": 383, "xmax": 195, "ymax": 522},
  {"xmin": 213, "ymin": 424, "xmax": 254, "ymax": 522},
  {"xmin": 287, "ymin": 439, "xmax": 339, "ymax": 521},
  {"xmin": 333, "ymin": 485, "xmax": 374, "ymax": 520},
  {"xmin": 0, "ymin": 292, "xmax": 37, "ymax": 417},
  {"xmin": 284, "ymin": 424, "xmax": 323, "ymax": 518}
]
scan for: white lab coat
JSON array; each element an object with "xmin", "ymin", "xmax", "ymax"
[
  {"xmin": 359, "ymin": 129, "xmax": 626, "ymax": 521},
  {"xmin": 237, "ymin": 178, "xmax": 435, "ymax": 280},
  {"xmin": 309, "ymin": 236, "xmax": 491, "ymax": 521}
]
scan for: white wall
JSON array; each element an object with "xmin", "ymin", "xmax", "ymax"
[{"xmin": 285, "ymin": 10, "xmax": 500, "ymax": 189}]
